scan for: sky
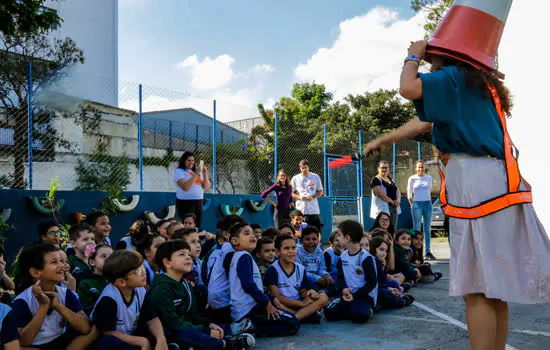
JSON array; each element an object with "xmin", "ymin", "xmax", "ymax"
[{"xmin": 117, "ymin": 0, "xmax": 550, "ymax": 230}]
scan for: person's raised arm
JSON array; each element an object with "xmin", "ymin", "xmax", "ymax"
[
  {"xmin": 399, "ymin": 40, "xmax": 426, "ymax": 100},
  {"xmin": 176, "ymin": 170, "xmax": 199, "ymax": 192},
  {"xmin": 201, "ymin": 166, "xmax": 211, "ymax": 192}
]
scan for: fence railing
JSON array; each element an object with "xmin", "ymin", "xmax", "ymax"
[{"xmin": 0, "ymin": 62, "xmax": 439, "ymax": 195}]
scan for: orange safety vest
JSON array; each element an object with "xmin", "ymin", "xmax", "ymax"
[
  {"xmin": 185, "ymin": 170, "xmax": 203, "ymax": 186},
  {"xmin": 437, "ymin": 86, "xmax": 532, "ymax": 219}
]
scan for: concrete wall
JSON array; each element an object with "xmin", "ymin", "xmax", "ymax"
[
  {"xmin": 0, "ymin": 190, "xmax": 333, "ymax": 262},
  {"xmin": 46, "ymin": 0, "xmax": 118, "ymax": 106}
]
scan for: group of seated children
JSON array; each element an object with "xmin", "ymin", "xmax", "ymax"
[{"xmin": 0, "ymin": 208, "xmax": 441, "ymax": 349}]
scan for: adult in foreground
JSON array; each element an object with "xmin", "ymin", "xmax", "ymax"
[
  {"xmin": 291, "ymin": 160, "xmax": 324, "ymax": 231},
  {"xmin": 174, "ymin": 151, "xmax": 210, "ymax": 228},
  {"xmin": 364, "ymin": 40, "xmax": 550, "ymax": 350}
]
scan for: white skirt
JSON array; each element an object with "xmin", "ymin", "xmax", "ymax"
[{"xmin": 446, "ymin": 154, "xmax": 550, "ymax": 303}]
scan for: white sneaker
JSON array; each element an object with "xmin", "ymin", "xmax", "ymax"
[{"xmin": 231, "ymin": 318, "xmax": 255, "ymax": 335}]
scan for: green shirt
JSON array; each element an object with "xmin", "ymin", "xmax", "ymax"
[
  {"xmin": 77, "ymin": 274, "xmax": 109, "ymax": 315},
  {"xmin": 68, "ymin": 254, "xmax": 91, "ymax": 281},
  {"xmin": 148, "ymin": 274, "xmax": 208, "ymax": 331}
]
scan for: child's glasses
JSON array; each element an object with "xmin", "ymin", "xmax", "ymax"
[{"xmin": 47, "ymin": 230, "xmax": 60, "ymax": 236}]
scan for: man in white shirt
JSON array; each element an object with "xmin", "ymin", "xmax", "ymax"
[{"xmin": 290, "ymin": 159, "xmax": 324, "ymax": 231}]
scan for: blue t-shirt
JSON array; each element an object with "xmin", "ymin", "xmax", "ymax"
[{"xmin": 413, "ymin": 65, "xmax": 505, "ymax": 159}]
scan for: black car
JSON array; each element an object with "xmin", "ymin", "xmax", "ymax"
[{"xmin": 431, "ymin": 199, "xmax": 446, "ymax": 232}]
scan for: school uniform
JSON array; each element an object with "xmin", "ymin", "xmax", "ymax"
[
  {"xmin": 9, "ymin": 285, "xmax": 83, "ymax": 349},
  {"xmin": 228, "ymin": 251, "xmax": 299, "ymax": 337},
  {"xmin": 144, "ymin": 260, "xmax": 155, "ymax": 286},
  {"xmin": 206, "ymin": 242, "xmax": 234, "ymax": 324},
  {"xmin": 91, "ymin": 284, "xmax": 157, "ymax": 349},
  {"xmin": 77, "ymin": 274, "xmax": 109, "ymax": 315},
  {"xmin": 374, "ymin": 259, "xmax": 410, "ymax": 310},
  {"xmin": 68, "ymin": 254, "xmax": 93, "ymax": 282},
  {"xmin": 296, "ymin": 245, "xmax": 328, "ymax": 284},
  {"xmin": 149, "ymin": 273, "xmax": 228, "ymax": 349},
  {"xmin": 116, "ymin": 236, "xmax": 136, "ymax": 251},
  {"xmin": 264, "ymin": 261, "xmax": 310, "ymax": 301},
  {"xmin": 325, "ymin": 248, "xmax": 378, "ymax": 323},
  {"xmin": 393, "ymin": 245, "xmax": 418, "ymax": 281},
  {"xmin": 324, "ymin": 247, "xmax": 340, "ymax": 282}
]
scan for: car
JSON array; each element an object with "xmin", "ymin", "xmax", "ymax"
[{"xmin": 431, "ymin": 198, "xmax": 446, "ymax": 232}]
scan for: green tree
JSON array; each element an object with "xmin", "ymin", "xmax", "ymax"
[
  {"xmin": 0, "ymin": 0, "xmax": 62, "ymax": 36},
  {"xmin": 0, "ymin": 30, "xmax": 85, "ymax": 188},
  {"xmin": 410, "ymin": 0, "xmax": 454, "ymax": 39}
]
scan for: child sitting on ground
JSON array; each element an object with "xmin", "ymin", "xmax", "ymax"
[
  {"xmin": 116, "ymin": 220, "xmax": 150, "ymax": 251},
  {"xmin": 410, "ymin": 230, "xmax": 443, "ymax": 282},
  {"xmin": 165, "ymin": 222, "xmax": 184, "ymax": 241},
  {"xmin": 290, "ymin": 210, "xmax": 308, "ymax": 239},
  {"xmin": 10, "ymin": 244, "xmax": 90, "ymax": 349},
  {"xmin": 393, "ymin": 230, "xmax": 421, "ymax": 284},
  {"xmin": 226, "ymin": 223, "xmax": 299, "ymax": 337},
  {"xmin": 77, "ymin": 244, "xmax": 113, "ymax": 315},
  {"xmin": 250, "ymin": 224, "xmax": 262, "ymax": 240},
  {"xmin": 255, "ymin": 238, "xmax": 276, "ymax": 281},
  {"xmin": 149, "ymin": 239, "xmax": 255, "ymax": 349},
  {"xmin": 155, "ymin": 219, "xmax": 171, "ymax": 240},
  {"xmin": 58, "ymin": 249, "xmax": 77, "ymax": 292},
  {"xmin": 325, "ymin": 220, "xmax": 378, "ymax": 324},
  {"xmin": 67, "ymin": 224, "xmax": 95, "ymax": 282},
  {"xmin": 360, "ymin": 232, "xmax": 371, "ymax": 252},
  {"xmin": 91, "ymin": 250, "xmax": 168, "ymax": 349},
  {"xmin": 265, "ymin": 234, "xmax": 329, "ymax": 323},
  {"xmin": 84, "ymin": 211, "xmax": 112, "ymax": 246},
  {"xmin": 369, "ymin": 237, "xmax": 414, "ymax": 310},
  {"xmin": 137, "ymin": 234, "xmax": 166, "ymax": 287},
  {"xmin": 324, "ymin": 230, "xmax": 345, "ymax": 294},
  {"xmin": 297, "ymin": 226, "xmax": 334, "ymax": 289}
]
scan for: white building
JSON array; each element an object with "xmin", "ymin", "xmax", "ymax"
[{"xmin": 45, "ymin": 0, "xmax": 118, "ymax": 106}]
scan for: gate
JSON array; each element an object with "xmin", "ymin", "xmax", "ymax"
[{"xmin": 326, "ymin": 155, "xmax": 363, "ymax": 230}]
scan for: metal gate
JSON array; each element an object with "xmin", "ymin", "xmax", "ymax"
[{"xmin": 327, "ymin": 155, "xmax": 363, "ymax": 230}]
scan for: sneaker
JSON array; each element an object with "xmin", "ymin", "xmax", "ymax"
[
  {"xmin": 403, "ymin": 295, "xmax": 415, "ymax": 306},
  {"xmin": 420, "ymin": 274, "xmax": 436, "ymax": 283},
  {"xmin": 167, "ymin": 343, "xmax": 180, "ymax": 350},
  {"xmin": 434, "ymin": 272, "xmax": 443, "ymax": 281},
  {"xmin": 226, "ymin": 333, "xmax": 255, "ymax": 349},
  {"xmin": 302, "ymin": 311, "xmax": 323, "ymax": 324},
  {"xmin": 425, "ymin": 252, "xmax": 437, "ymax": 261},
  {"xmin": 231, "ymin": 318, "xmax": 255, "ymax": 335},
  {"xmin": 401, "ymin": 282, "xmax": 412, "ymax": 293}
]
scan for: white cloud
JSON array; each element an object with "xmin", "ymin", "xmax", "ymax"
[
  {"xmin": 499, "ymin": 0, "xmax": 550, "ymax": 232},
  {"xmin": 250, "ymin": 64, "xmax": 275, "ymax": 74},
  {"xmin": 295, "ymin": 7, "xmax": 425, "ymax": 99},
  {"xmin": 175, "ymin": 54, "xmax": 235, "ymax": 91}
]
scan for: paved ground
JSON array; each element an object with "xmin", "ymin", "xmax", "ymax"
[{"xmin": 256, "ymin": 239, "xmax": 550, "ymax": 349}]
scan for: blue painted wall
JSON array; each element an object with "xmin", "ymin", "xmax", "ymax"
[{"xmin": 0, "ymin": 190, "xmax": 333, "ymax": 261}]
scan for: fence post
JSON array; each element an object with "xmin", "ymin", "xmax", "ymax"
[
  {"xmin": 195, "ymin": 124, "xmax": 199, "ymax": 152},
  {"xmin": 417, "ymin": 141, "xmax": 421, "ymax": 161},
  {"xmin": 138, "ymin": 84, "xmax": 143, "ymax": 191},
  {"xmin": 168, "ymin": 121, "xmax": 173, "ymax": 151},
  {"xmin": 358, "ymin": 131, "xmax": 363, "ymax": 196},
  {"xmin": 27, "ymin": 62, "xmax": 33, "ymax": 190},
  {"xmin": 392, "ymin": 142, "xmax": 396, "ymax": 180},
  {"xmin": 212, "ymin": 100, "xmax": 217, "ymax": 194},
  {"xmin": 323, "ymin": 123, "xmax": 327, "ymax": 194},
  {"xmin": 274, "ymin": 112, "xmax": 278, "ymax": 181}
]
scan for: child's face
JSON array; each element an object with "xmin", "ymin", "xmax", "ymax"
[
  {"xmin": 302, "ymin": 232, "xmax": 319, "ymax": 253},
  {"xmin": 71, "ymin": 230, "xmax": 96, "ymax": 254},
  {"xmin": 375, "ymin": 242, "xmax": 388, "ymax": 264},
  {"xmin": 168, "ymin": 224, "xmax": 184, "ymax": 239},
  {"xmin": 184, "ymin": 232, "xmax": 201, "ymax": 258},
  {"xmin": 58, "ymin": 250, "xmax": 70, "ymax": 275},
  {"xmin": 331, "ymin": 232, "xmax": 345, "ymax": 254},
  {"xmin": 91, "ymin": 246, "xmax": 113, "ymax": 273},
  {"xmin": 378, "ymin": 215, "xmax": 390, "ymax": 230},
  {"xmin": 158, "ymin": 222, "xmax": 171, "ymax": 239},
  {"xmin": 183, "ymin": 217, "xmax": 196, "ymax": 229},
  {"xmin": 35, "ymin": 251, "xmax": 65, "ymax": 283},
  {"xmin": 253, "ymin": 228, "xmax": 262, "ymax": 239},
  {"xmin": 42, "ymin": 225, "xmax": 61, "ymax": 245},
  {"xmin": 146, "ymin": 236, "xmax": 166, "ymax": 263},
  {"xmin": 93, "ymin": 216, "xmax": 112, "ymax": 239},
  {"xmin": 360, "ymin": 236, "xmax": 370, "ymax": 251},
  {"xmin": 233, "ymin": 226, "xmax": 257, "ymax": 252},
  {"xmin": 397, "ymin": 234, "xmax": 412, "ymax": 249},
  {"xmin": 167, "ymin": 248, "xmax": 193, "ymax": 274},
  {"xmin": 276, "ymin": 239, "xmax": 296, "ymax": 265},
  {"xmin": 291, "ymin": 215, "xmax": 304, "ymax": 227},
  {"xmin": 280, "ymin": 227, "xmax": 294, "ymax": 237},
  {"xmin": 257, "ymin": 243, "xmax": 275, "ymax": 264},
  {"xmin": 412, "ymin": 234, "xmax": 424, "ymax": 250},
  {"xmin": 123, "ymin": 265, "xmax": 147, "ymax": 288}
]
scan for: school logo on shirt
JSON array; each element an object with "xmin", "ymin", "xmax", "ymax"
[
  {"xmin": 59, "ymin": 320, "xmax": 66, "ymax": 328},
  {"xmin": 355, "ymin": 267, "xmax": 363, "ymax": 275},
  {"xmin": 185, "ymin": 170, "xmax": 203, "ymax": 185}
]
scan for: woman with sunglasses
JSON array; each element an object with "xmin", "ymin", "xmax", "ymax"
[{"xmin": 370, "ymin": 161, "xmax": 401, "ymax": 228}]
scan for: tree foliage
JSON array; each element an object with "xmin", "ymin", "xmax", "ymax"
[
  {"xmin": 410, "ymin": 0, "xmax": 454, "ymax": 39},
  {"xmin": 0, "ymin": 0, "xmax": 63, "ymax": 37}
]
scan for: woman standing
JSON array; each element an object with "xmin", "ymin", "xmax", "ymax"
[
  {"xmin": 364, "ymin": 40, "xmax": 550, "ymax": 350},
  {"xmin": 261, "ymin": 169, "xmax": 294, "ymax": 227},
  {"xmin": 173, "ymin": 151, "xmax": 210, "ymax": 228},
  {"xmin": 407, "ymin": 160, "xmax": 435, "ymax": 260},
  {"xmin": 370, "ymin": 161, "xmax": 401, "ymax": 229}
]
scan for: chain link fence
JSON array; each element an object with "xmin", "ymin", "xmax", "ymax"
[{"xmin": 0, "ymin": 62, "xmax": 438, "ymax": 196}]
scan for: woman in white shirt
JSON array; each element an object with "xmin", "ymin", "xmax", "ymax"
[
  {"xmin": 173, "ymin": 151, "xmax": 210, "ymax": 228},
  {"xmin": 407, "ymin": 160, "xmax": 435, "ymax": 260}
]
